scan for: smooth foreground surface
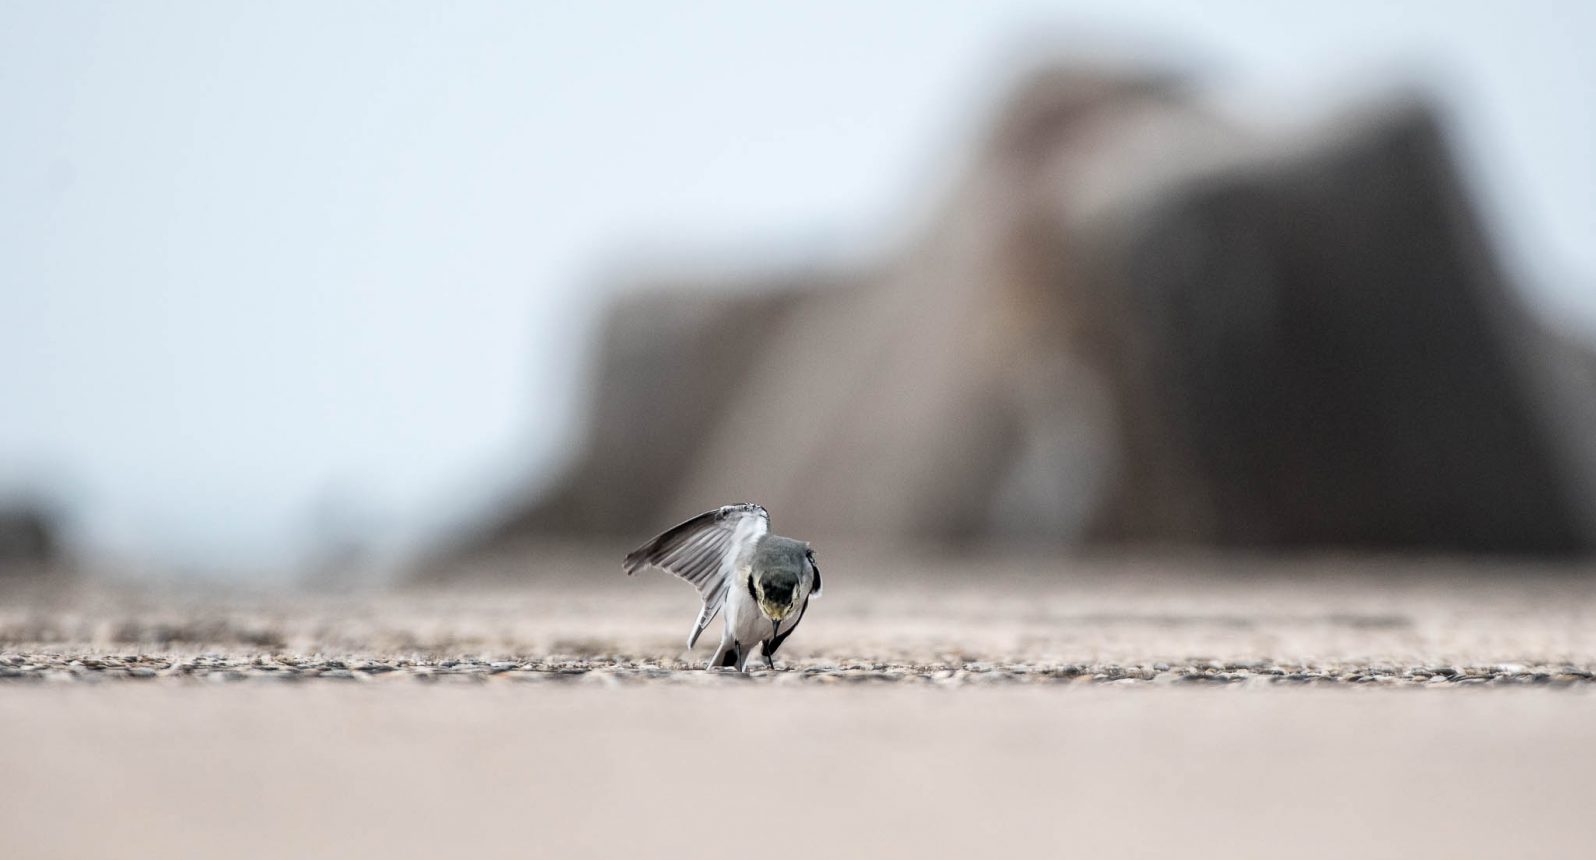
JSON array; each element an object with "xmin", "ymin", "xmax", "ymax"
[
  {"xmin": 3, "ymin": 552, "xmax": 1596, "ymax": 858},
  {"xmin": 2, "ymin": 685, "xmax": 1595, "ymax": 860}
]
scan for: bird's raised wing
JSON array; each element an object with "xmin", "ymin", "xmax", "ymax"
[{"xmin": 623, "ymin": 503, "xmax": 770, "ymax": 648}]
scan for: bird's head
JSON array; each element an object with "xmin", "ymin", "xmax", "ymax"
[
  {"xmin": 748, "ymin": 535, "xmax": 812, "ymax": 641},
  {"xmin": 752, "ymin": 575, "xmax": 796, "ymax": 621}
]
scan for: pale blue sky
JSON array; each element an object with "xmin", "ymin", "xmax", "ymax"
[{"xmin": 2, "ymin": 2, "xmax": 1592, "ymax": 574}]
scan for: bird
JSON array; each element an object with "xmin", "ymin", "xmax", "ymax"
[{"xmin": 624, "ymin": 503, "xmax": 821, "ymax": 671}]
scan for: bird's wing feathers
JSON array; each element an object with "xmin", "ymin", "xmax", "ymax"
[
  {"xmin": 623, "ymin": 503, "xmax": 770, "ymax": 648},
  {"xmin": 686, "ymin": 579, "xmax": 729, "ymax": 649}
]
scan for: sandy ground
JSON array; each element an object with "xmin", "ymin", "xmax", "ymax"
[
  {"xmin": 5, "ymin": 685, "xmax": 1595, "ymax": 860},
  {"xmin": 3, "ymin": 550, "xmax": 1596, "ymax": 858}
]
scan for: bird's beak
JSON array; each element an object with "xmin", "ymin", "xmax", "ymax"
[{"xmin": 771, "ymin": 618, "xmax": 780, "ymax": 640}]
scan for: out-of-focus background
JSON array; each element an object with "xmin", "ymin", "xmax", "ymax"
[
  {"xmin": 4, "ymin": 1, "xmax": 1596, "ymax": 585},
  {"xmin": 7, "ymin": 7, "xmax": 1596, "ymax": 860}
]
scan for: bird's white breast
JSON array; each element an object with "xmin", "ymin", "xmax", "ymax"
[{"xmin": 725, "ymin": 571, "xmax": 803, "ymax": 648}]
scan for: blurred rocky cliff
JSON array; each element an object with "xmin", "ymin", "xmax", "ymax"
[
  {"xmin": 0, "ymin": 497, "xmax": 68, "ymax": 582},
  {"xmin": 433, "ymin": 63, "xmax": 1596, "ymax": 575}
]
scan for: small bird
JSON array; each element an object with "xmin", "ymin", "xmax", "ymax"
[{"xmin": 624, "ymin": 503, "xmax": 821, "ymax": 671}]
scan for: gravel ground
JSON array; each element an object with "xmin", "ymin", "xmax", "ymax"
[
  {"xmin": 4, "ymin": 551, "xmax": 1596, "ymax": 859},
  {"xmin": 4, "ymin": 550, "xmax": 1595, "ymax": 685},
  {"xmin": 3, "ymin": 652, "xmax": 1595, "ymax": 686}
]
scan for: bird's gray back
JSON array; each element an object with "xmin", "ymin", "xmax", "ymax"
[{"xmin": 751, "ymin": 534, "xmax": 807, "ymax": 578}]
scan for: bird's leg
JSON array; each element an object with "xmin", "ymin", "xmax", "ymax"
[
  {"xmin": 709, "ymin": 632, "xmax": 736, "ymax": 669},
  {"xmin": 733, "ymin": 642, "xmax": 745, "ymax": 673},
  {"xmin": 763, "ymin": 647, "xmax": 775, "ymax": 671}
]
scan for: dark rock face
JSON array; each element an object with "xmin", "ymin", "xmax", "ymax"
[
  {"xmin": 1062, "ymin": 104, "xmax": 1596, "ymax": 552},
  {"xmin": 442, "ymin": 65, "xmax": 1596, "ymax": 569}
]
